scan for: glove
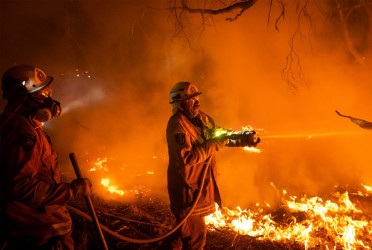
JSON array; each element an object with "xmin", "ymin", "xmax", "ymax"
[
  {"xmin": 211, "ymin": 137, "xmax": 228, "ymax": 151},
  {"xmin": 70, "ymin": 178, "xmax": 92, "ymax": 199}
]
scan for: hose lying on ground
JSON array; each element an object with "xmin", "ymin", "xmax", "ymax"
[{"xmin": 67, "ymin": 156, "xmax": 213, "ymax": 244}]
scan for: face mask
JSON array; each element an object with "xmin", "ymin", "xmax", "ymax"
[{"xmin": 34, "ymin": 97, "xmax": 62, "ymax": 122}]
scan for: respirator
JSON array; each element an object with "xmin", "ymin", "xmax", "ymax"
[{"xmin": 35, "ymin": 97, "xmax": 62, "ymax": 122}]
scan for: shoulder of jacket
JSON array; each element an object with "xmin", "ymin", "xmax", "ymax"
[
  {"xmin": 5, "ymin": 114, "xmax": 38, "ymax": 135},
  {"xmin": 167, "ymin": 111, "xmax": 189, "ymax": 132},
  {"xmin": 198, "ymin": 111, "xmax": 215, "ymax": 126},
  {"xmin": 168, "ymin": 111, "xmax": 187, "ymax": 124}
]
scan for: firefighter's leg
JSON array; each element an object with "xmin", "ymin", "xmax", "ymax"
[{"xmin": 182, "ymin": 215, "xmax": 207, "ymax": 250}]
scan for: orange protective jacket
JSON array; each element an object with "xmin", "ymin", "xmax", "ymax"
[
  {"xmin": 166, "ymin": 110, "xmax": 222, "ymax": 217},
  {"xmin": 0, "ymin": 109, "xmax": 72, "ymax": 245}
]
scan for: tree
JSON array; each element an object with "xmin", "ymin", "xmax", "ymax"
[{"xmin": 168, "ymin": 0, "xmax": 372, "ymax": 90}]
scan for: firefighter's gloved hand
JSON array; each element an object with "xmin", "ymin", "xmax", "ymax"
[
  {"xmin": 212, "ymin": 137, "xmax": 228, "ymax": 151},
  {"xmin": 70, "ymin": 178, "xmax": 92, "ymax": 199}
]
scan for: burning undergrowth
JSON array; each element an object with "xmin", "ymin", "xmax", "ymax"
[
  {"xmin": 67, "ymin": 157, "xmax": 372, "ymax": 249},
  {"xmin": 85, "ymin": 156, "xmax": 167, "ymax": 203},
  {"xmin": 205, "ymin": 184, "xmax": 372, "ymax": 249}
]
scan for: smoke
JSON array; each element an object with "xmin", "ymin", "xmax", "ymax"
[{"xmin": 1, "ymin": 0, "xmax": 372, "ymax": 208}]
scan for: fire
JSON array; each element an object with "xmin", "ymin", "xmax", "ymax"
[
  {"xmin": 243, "ymin": 146, "xmax": 261, "ymax": 153},
  {"xmin": 90, "ymin": 157, "xmax": 108, "ymax": 172},
  {"xmin": 100, "ymin": 178, "xmax": 142, "ymax": 196},
  {"xmin": 89, "ymin": 157, "xmax": 146, "ymax": 197},
  {"xmin": 101, "ymin": 178, "xmax": 125, "ymax": 196},
  {"xmin": 363, "ymin": 184, "xmax": 372, "ymax": 192},
  {"xmin": 205, "ymin": 185, "xmax": 372, "ymax": 249}
]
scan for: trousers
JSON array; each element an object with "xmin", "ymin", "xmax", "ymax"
[{"xmin": 164, "ymin": 214, "xmax": 207, "ymax": 250}]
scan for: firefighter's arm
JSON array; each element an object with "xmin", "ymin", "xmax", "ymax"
[
  {"xmin": 182, "ymin": 137, "xmax": 226, "ymax": 166},
  {"xmin": 170, "ymin": 126, "xmax": 226, "ymax": 167},
  {"xmin": 7, "ymin": 133, "xmax": 71, "ymax": 207},
  {"xmin": 12, "ymin": 178, "xmax": 71, "ymax": 207}
]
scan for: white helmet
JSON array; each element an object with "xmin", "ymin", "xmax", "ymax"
[{"xmin": 169, "ymin": 82, "xmax": 201, "ymax": 104}]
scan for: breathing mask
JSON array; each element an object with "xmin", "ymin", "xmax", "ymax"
[{"xmin": 34, "ymin": 97, "xmax": 62, "ymax": 122}]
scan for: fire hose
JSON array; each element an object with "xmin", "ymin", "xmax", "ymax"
[
  {"xmin": 67, "ymin": 131, "xmax": 259, "ymax": 244},
  {"xmin": 67, "ymin": 154, "xmax": 214, "ymax": 244}
]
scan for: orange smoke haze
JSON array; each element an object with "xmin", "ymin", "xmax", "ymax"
[{"xmin": 1, "ymin": 0, "xmax": 372, "ymax": 208}]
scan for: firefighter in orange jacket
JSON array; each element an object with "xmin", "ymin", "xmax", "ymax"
[
  {"xmin": 166, "ymin": 82, "xmax": 228, "ymax": 249},
  {"xmin": 0, "ymin": 65, "xmax": 91, "ymax": 249}
]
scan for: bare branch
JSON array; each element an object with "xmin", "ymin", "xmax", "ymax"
[
  {"xmin": 345, "ymin": 3, "xmax": 361, "ymax": 20},
  {"xmin": 169, "ymin": 0, "xmax": 193, "ymax": 49},
  {"xmin": 181, "ymin": 0, "xmax": 258, "ymax": 21},
  {"xmin": 226, "ymin": 8, "xmax": 247, "ymax": 21},
  {"xmin": 281, "ymin": 0, "xmax": 311, "ymax": 91},
  {"xmin": 334, "ymin": 0, "xmax": 366, "ymax": 65},
  {"xmin": 216, "ymin": 0, "xmax": 228, "ymax": 6},
  {"xmin": 168, "ymin": 0, "xmax": 258, "ymax": 48},
  {"xmin": 274, "ymin": 0, "xmax": 285, "ymax": 32},
  {"xmin": 267, "ymin": 0, "xmax": 273, "ymax": 27}
]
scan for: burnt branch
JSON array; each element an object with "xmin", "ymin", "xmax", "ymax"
[
  {"xmin": 344, "ymin": 3, "xmax": 361, "ymax": 20},
  {"xmin": 274, "ymin": 0, "xmax": 286, "ymax": 31},
  {"xmin": 360, "ymin": 0, "xmax": 372, "ymax": 55},
  {"xmin": 170, "ymin": 0, "xmax": 193, "ymax": 49},
  {"xmin": 281, "ymin": 0, "xmax": 311, "ymax": 92},
  {"xmin": 181, "ymin": 0, "xmax": 258, "ymax": 21},
  {"xmin": 334, "ymin": 0, "xmax": 366, "ymax": 65},
  {"xmin": 268, "ymin": 0, "xmax": 273, "ymax": 27},
  {"xmin": 168, "ymin": 0, "xmax": 258, "ymax": 48},
  {"xmin": 226, "ymin": 8, "xmax": 247, "ymax": 21}
]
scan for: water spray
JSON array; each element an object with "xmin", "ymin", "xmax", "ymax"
[{"xmin": 260, "ymin": 131, "xmax": 368, "ymax": 139}]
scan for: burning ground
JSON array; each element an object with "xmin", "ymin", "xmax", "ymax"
[
  {"xmin": 1, "ymin": 0, "xmax": 372, "ymax": 249},
  {"xmin": 65, "ymin": 156, "xmax": 372, "ymax": 249}
]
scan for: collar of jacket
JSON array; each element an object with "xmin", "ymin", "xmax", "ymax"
[{"xmin": 177, "ymin": 110, "xmax": 214, "ymax": 144}]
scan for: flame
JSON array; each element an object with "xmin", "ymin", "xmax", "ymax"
[
  {"xmin": 205, "ymin": 185, "xmax": 372, "ymax": 249},
  {"xmin": 242, "ymin": 125, "xmax": 254, "ymax": 131},
  {"xmin": 89, "ymin": 158, "xmax": 144, "ymax": 196},
  {"xmin": 243, "ymin": 146, "xmax": 261, "ymax": 153},
  {"xmin": 90, "ymin": 157, "xmax": 108, "ymax": 172},
  {"xmin": 362, "ymin": 184, "xmax": 372, "ymax": 192},
  {"xmin": 100, "ymin": 178, "xmax": 143, "ymax": 196},
  {"xmin": 101, "ymin": 178, "xmax": 125, "ymax": 196}
]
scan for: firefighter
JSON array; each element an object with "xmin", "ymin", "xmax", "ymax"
[
  {"xmin": 0, "ymin": 65, "xmax": 91, "ymax": 249},
  {"xmin": 165, "ymin": 82, "xmax": 228, "ymax": 249}
]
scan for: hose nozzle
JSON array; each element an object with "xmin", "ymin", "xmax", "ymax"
[{"xmin": 223, "ymin": 130, "xmax": 260, "ymax": 147}]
